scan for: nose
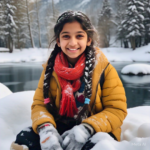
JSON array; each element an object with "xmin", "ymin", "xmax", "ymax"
[{"xmin": 68, "ymin": 37, "xmax": 77, "ymax": 47}]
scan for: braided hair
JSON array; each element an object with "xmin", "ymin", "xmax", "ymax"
[{"xmin": 43, "ymin": 10, "xmax": 98, "ymax": 122}]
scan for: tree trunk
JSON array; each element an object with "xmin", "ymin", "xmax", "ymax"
[
  {"xmin": 123, "ymin": 40, "xmax": 129, "ymax": 48},
  {"xmin": 26, "ymin": 0, "xmax": 35, "ymax": 48},
  {"xmin": 144, "ymin": 35, "xmax": 149, "ymax": 45},
  {"xmin": 8, "ymin": 36, "xmax": 13, "ymax": 53},
  {"xmin": 130, "ymin": 37, "xmax": 136, "ymax": 50},
  {"xmin": 36, "ymin": 0, "xmax": 42, "ymax": 48},
  {"xmin": 121, "ymin": 39, "xmax": 123, "ymax": 47}
]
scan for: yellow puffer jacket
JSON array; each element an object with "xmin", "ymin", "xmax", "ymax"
[{"xmin": 31, "ymin": 48, "xmax": 127, "ymax": 141}]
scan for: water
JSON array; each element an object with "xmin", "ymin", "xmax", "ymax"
[
  {"xmin": 111, "ymin": 62, "xmax": 150, "ymax": 108},
  {"xmin": 0, "ymin": 62, "xmax": 150, "ymax": 108}
]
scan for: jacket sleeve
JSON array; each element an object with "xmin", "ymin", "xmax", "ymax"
[
  {"xmin": 31, "ymin": 69, "xmax": 56, "ymax": 134},
  {"xmin": 82, "ymin": 64, "xmax": 127, "ymax": 133}
]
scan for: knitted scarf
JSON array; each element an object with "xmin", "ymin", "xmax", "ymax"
[{"xmin": 54, "ymin": 51, "xmax": 86, "ymax": 117}]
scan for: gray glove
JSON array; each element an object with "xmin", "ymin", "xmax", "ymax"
[
  {"xmin": 38, "ymin": 123, "xmax": 63, "ymax": 150},
  {"xmin": 62, "ymin": 124, "xmax": 93, "ymax": 150}
]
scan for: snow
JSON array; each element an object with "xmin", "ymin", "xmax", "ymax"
[
  {"xmin": 0, "ymin": 48, "xmax": 50, "ymax": 63},
  {"xmin": 101, "ymin": 44, "xmax": 150, "ymax": 62},
  {"xmin": 8, "ymin": 14, "xmax": 17, "ymax": 28},
  {"xmin": 89, "ymin": 106, "xmax": 150, "ymax": 150},
  {"xmin": 0, "ymin": 83, "xmax": 150, "ymax": 150},
  {"xmin": 0, "ymin": 82, "xmax": 12, "ymax": 99},
  {"xmin": 121, "ymin": 64, "xmax": 150, "ymax": 75},
  {"xmin": 0, "ymin": 44, "xmax": 150, "ymax": 63},
  {"xmin": 138, "ymin": 14, "xmax": 144, "ymax": 20},
  {"xmin": 0, "ymin": 90, "xmax": 34, "ymax": 150}
]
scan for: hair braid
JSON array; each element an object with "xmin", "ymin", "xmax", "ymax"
[
  {"xmin": 84, "ymin": 46, "xmax": 95, "ymax": 98},
  {"xmin": 43, "ymin": 44, "xmax": 61, "ymax": 115},
  {"xmin": 76, "ymin": 46, "xmax": 95, "ymax": 124}
]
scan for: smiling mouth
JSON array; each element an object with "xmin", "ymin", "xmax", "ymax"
[{"xmin": 67, "ymin": 48, "xmax": 79, "ymax": 51}]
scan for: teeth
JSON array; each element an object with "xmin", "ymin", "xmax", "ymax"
[{"xmin": 68, "ymin": 48, "xmax": 78, "ymax": 50}]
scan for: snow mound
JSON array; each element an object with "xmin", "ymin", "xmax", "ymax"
[
  {"xmin": 0, "ymin": 90, "xmax": 150, "ymax": 150},
  {"xmin": 121, "ymin": 64, "xmax": 150, "ymax": 75},
  {"xmin": 0, "ymin": 91, "xmax": 34, "ymax": 150},
  {"xmin": 0, "ymin": 82, "xmax": 12, "ymax": 99},
  {"xmin": 90, "ymin": 106, "xmax": 150, "ymax": 150}
]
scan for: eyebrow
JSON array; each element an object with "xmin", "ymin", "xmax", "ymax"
[{"xmin": 61, "ymin": 31, "xmax": 85, "ymax": 35}]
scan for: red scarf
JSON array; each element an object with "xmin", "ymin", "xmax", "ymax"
[{"xmin": 54, "ymin": 51, "xmax": 86, "ymax": 117}]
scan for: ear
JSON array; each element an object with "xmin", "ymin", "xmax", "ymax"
[
  {"xmin": 87, "ymin": 37, "xmax": 92, "ymax": 46},
  {"xmin": 56, "ymin": 38, "xmax": 60, "ymax": 47}
]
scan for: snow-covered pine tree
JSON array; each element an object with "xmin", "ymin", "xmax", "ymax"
[
  {"xmin": 116, "ymin": 0, "xmax": 129, "ymax": 48},
  {"xmin": 97, "ymin": 0, "xmax": 113, "ymax": 47},
  {"xmin": 124, "ymin": 0, "xmax": 145, "ymax": 50},
  {"xmin": 0, "ymin": 0, "xmax": 6, "ymax": 47},
  {"xmin": 3, "ymin": 0, "xmax": 17, "ymax": 53},
  {"xmin": 13, "ymin": 0, "xmax": 30, "ymax": 49},
  {"xmin": 143, "ymin": 0, "xmax": 150, "ymax": 45},
  {"xmin": 44, "ymin": 0, "xmax": 59, "ymax": 48}
]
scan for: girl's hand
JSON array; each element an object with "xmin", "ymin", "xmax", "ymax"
[
  {"xmin": 38, "ymin": 123, "xmax": 63, "ymax": 150},
  {"xmin": 61, "ymin": 124, "xmax": 92, "ymax": 150}
]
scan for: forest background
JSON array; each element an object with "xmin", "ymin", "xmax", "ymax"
[{"xmin": 0, "ymin": 0, "xmax": 150, "ymax": 53}]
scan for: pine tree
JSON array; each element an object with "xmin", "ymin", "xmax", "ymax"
[
  {"xmin": 14, "ymin": 0, "xmax": 29, "ymax": 49},
  {"xmin": 143, "ymin": 0, "xmax": 150, "ymax": 45},
  {"xmin": 124, "ymin": 0, "xmax": 145, "ymax": 50},
  {"xmin": 3, "ymin": 0, "xmax": 17, "ymax": 52},
  {"xmin": 44, "ymin": 0, "xmax": 59, "ymax": 48},
  {"xmin": 0, "ymin": 0, "xmax": 6, "ymax": 47},
  {"xmin": 116, "ymin": 0, "xmax": 129, "ymax": 48},
  {"xmin": 97, "ymin": 0, "xmax": 113, "ymax": 47},
  {"xmin": 11, "ymin": 0, "xmax": 36, "ymax": 49}
]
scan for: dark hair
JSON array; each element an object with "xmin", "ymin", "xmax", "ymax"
[{"xmin": 44, "ymin": 10, "xmax": 98, "ymax": 123}]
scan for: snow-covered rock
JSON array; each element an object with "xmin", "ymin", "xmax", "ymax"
[
  {"xmin": 0, "ymin": 83, "xmax": 12, "ymax": 99},
  {"xmin": 121, "ymin": 74, "xmax": 150, "ymax": 84},
  {"xmin": 121, "ymin": 64, "xmax": 150, "ymax": 75},
  {"xmin": 0, "ymin": 90, "xmax": 150, "ymax": 150}
]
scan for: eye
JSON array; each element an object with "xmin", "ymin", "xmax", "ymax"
[
  {"xmin": 77, "ymin": 34, "xmax": 84, "ymax": 38},
  {"xmin": 62, "ymin": 35, "xmax": 70, "ymax": 38}
]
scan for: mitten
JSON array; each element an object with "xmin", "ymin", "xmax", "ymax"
[
  {"xmin": 61, "ymin": 124, "xmax": 94, "ymax": 150},
  {"xmin": 38, "ymin": 123, "xmax": 63, "ymax": 150}
]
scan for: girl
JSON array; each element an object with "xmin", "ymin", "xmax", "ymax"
[{"xmin": 10, "ymin": 11, "xmax": 127, "ymax": 150}]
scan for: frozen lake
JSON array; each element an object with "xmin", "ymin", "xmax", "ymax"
[{"xmin": 0, "ymin": 62, "xmax": 150, "ymax": 108}]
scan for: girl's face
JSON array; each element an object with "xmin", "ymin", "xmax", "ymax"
[{"xmin": 57, "ymin": 21, "xmax": 92, "ymax": 65}]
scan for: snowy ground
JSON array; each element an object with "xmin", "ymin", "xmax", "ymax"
[
  {"xmin": 0, "ymin": 48, "xmax": 50, "ymax": 63},
  {"xmin": 0, "ymin": 44, "xmax": 150, "ymax": 63},
  {"xmin": 0, "ymin": 83, "xmax": 150, "ymax": 150},
  {"xmin": 101, "ymin": 44, "xmax": 150, "ymax": 62}
]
